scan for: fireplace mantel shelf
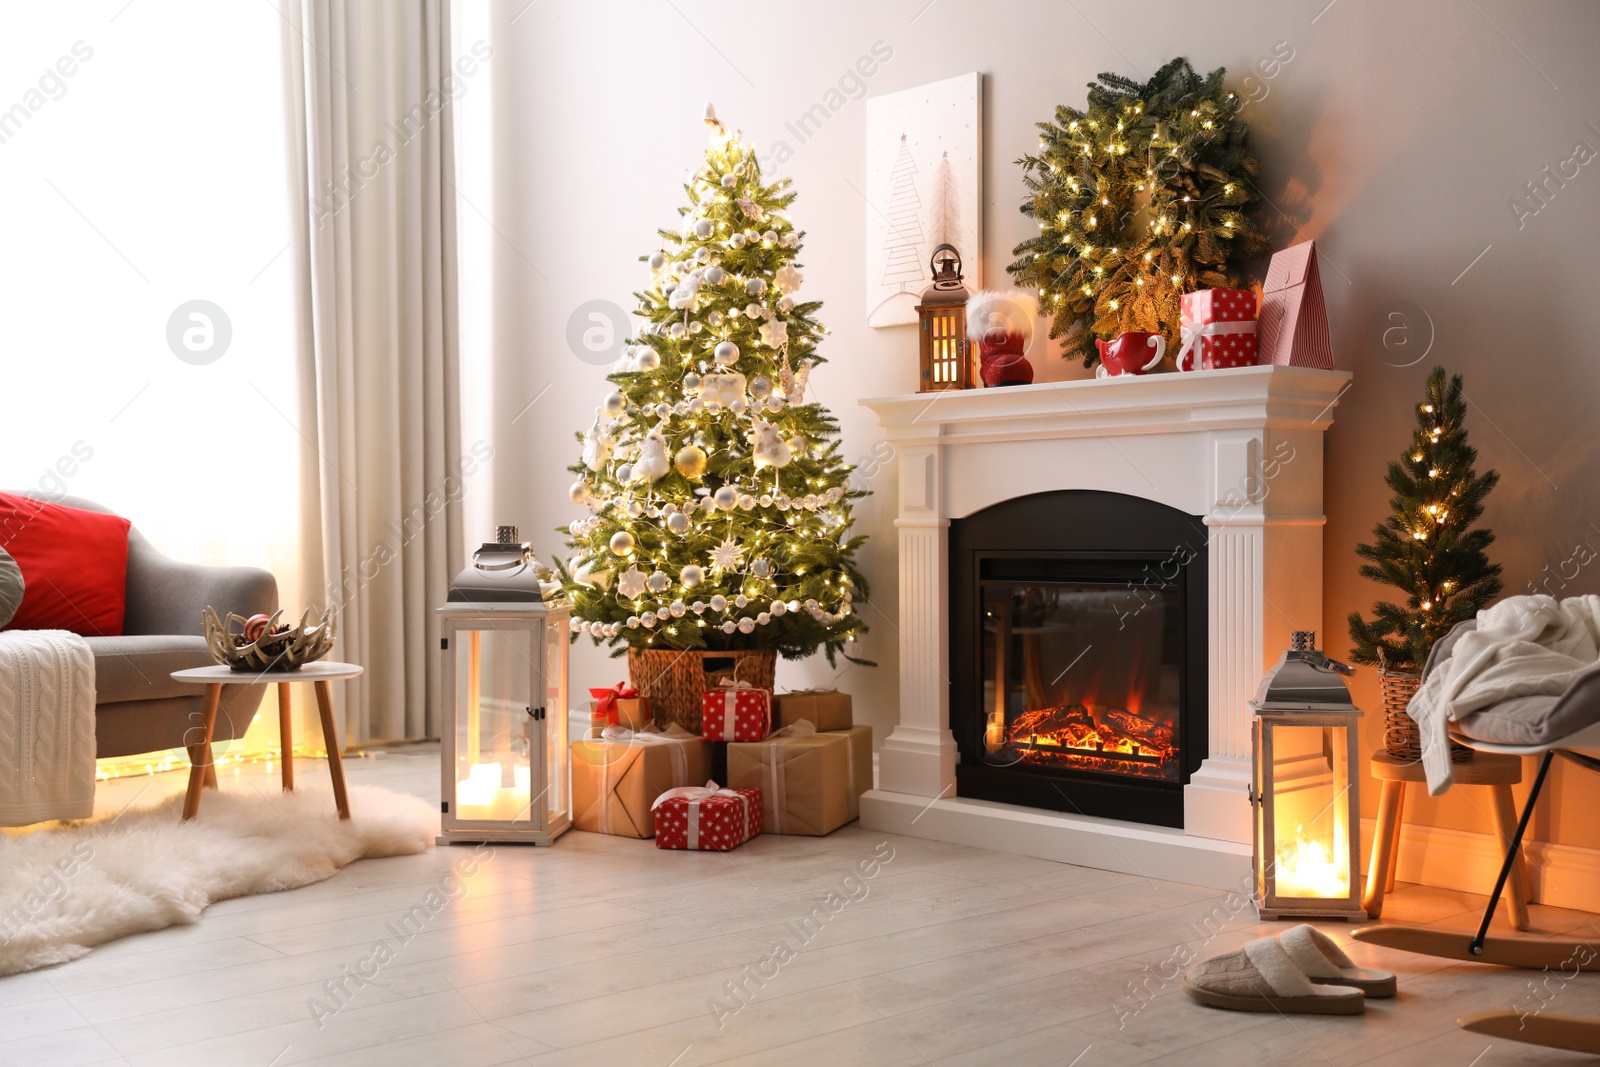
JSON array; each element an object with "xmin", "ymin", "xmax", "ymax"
[
  {"xmin": 858, "ymin": 364, "xmax": 1352, "ymax": 890},
  {"xmin": 864, "ymin": 365, "xmax": 1351, "ymax": 443}
]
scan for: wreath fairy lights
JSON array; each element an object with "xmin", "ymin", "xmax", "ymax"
[{"xmin": 1007, "ymin": 58, "xmax": 1271, "ymax": 368}]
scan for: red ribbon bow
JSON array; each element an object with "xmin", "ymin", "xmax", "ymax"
[{"xmin": 589, "ymin": 681, "xmax": 639, "ymax": 725}]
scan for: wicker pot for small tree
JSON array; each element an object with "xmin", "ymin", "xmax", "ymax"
[
  {"xmin": 627, "ymin": 648, "xmax": 777, "ymax": 732},
  {"xmin": 1381, "ymin": 667, "xmax": 1472, "ymax": 763}
]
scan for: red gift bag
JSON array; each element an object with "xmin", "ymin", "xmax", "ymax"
[
  {"xmin": 1177, "ymin": 289, "xmax": 1258, "ymax": 371},
  {"xmin": 1256, "ymin": 241, "xmax": 1333, "ymax": 369},
  {"xmin": 651, "ymin": 782, "xmax": 762, "ymax": 851},
  {"xmin": 700, "ymin": 681, "xmax": 772, "ymax": 741}
]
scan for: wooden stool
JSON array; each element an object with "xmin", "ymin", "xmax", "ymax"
[{"xmin": 1365, "ymin": 751, "xmax": 1530, "ymax": 929}]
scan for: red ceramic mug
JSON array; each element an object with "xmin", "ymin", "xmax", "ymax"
[{"xmin": 1095, "ymin": 332, "xmax": 1166, "ymax": 378}]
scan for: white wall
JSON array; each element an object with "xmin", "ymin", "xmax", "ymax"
[{"xmin": 466, "ymin": 1, "xmax": 1600, "ymax": 846}]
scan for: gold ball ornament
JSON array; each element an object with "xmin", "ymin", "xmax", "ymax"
[{"xmin": 674, "ymin": 444, "xmax": 709, "ymax": 478}]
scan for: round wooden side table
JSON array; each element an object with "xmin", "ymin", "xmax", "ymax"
[
  {"xmin": 1364, "ymin": 750, "xmax": 1529, "ymax": 929},
  {"xmin": 170, "ymin": 662, "xmax": 363, "ymax": 822}
]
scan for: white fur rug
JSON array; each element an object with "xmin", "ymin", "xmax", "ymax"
[{"xmin": 0, "ymin": 783, "xmax": 437, "ymax": 976}]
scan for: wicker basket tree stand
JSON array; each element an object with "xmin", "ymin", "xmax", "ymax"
[
  {"xmin": 1381, "ymin": 667, "xmax": 1472, "ymax": 763},
  {"xmin": 627, "ymin": 648, "xmax": 777, "ymax": 733}
]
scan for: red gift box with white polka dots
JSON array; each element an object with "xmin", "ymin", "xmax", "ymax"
[
  {"xmin": 653, "ymin": 786, "xmax": 762, "ymax": 851},
  {"xmin": 1179, "ymin": 288, "xmax": 1258, "ymax": 370},
  {"xmin": 700, "ymin": 686, "xmax": 772, "ymax": 742}
]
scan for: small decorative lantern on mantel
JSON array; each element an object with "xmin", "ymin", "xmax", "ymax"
[
  {"xmin": 916, "ymin": 243, "xmax": 970, "ymax": 392},
  {"xmin": 1250, "ymin": 630, "xmax": 1366, "ymax": 921},
  {"xmin": 437, "ymin": 526, "xmax": 571, "ymax": 846}
]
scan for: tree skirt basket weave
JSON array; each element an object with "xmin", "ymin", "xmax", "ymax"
[
  {"xmin": 626, "ymin": 649, "xmax": 777, "ymax": 733},
  {"xmin": 1381, "ymin": 667, "xmax": 1472, "ymax": 763}
]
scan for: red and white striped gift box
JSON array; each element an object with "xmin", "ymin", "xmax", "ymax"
[{"xmin": 651, "ymin": 783, "xmax": 762, "ymax": 851}]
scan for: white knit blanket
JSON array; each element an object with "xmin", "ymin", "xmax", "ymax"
[
  {"xmin": 1411, "ymin": 595, "xmax": 1600, "ymax": 795},
  {"xmin": 0, "ymin": 630, "xmax": 96, "ymax": 826}
]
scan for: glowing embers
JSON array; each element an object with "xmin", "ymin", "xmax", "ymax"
[{"xmin": 993, "ymin": 702, "xmax": 1179, "ymax": 780}]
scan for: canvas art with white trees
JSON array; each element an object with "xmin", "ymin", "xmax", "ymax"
[{"xmin": 865, "ymin": 72, "xmax": 982, "ymax": 328}]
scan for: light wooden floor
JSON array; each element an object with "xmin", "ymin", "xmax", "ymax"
[{"xmin": 4, "ymin": 746, "xmax": 1599, "ymax": 1066}]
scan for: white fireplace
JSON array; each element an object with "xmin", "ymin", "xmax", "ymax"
[{"xmin": 859, "ymin": 365, "xmax": 1351, "ymax": 889}]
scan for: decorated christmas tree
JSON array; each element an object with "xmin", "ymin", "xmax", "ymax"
[
  {"xmin": 1347, "ymin": 367, "xmax": 1502, "ymax": 671},
  {"xmin": 1006, "ymin": 58, "xmax": 1270, "ymax": 367},
  {"xmin": 559, "ymin": 106, "xmax": 869, "ymax": 665}
]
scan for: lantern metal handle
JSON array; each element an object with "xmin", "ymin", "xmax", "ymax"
[{"xmin": 927, "ymin": 243, "xmax": 963, "ymax": 288}]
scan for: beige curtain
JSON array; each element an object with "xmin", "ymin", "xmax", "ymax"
[{"xmin": 282, "ymin": 0, "xmax": 464, "ymax": 744}]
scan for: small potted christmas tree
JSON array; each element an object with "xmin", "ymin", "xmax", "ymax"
[
  {"xmin": 559, "ymin": 106, "xmax": 870, "ymax": 729},
  {"xmin": 1347, "ymin": 366, "xmax": 1501, "ymax": 761}
]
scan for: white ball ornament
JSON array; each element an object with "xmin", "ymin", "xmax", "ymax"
[
  {"xmin": 757, "ymin": 612, "xmax": 770, "ymax": 625},
  {"xmin": 708, "ymin": 310, "xmax": 725, "ymax": 327},
  {"xmin": 721, "ymin": 174, "xmax": 737, "ymax": 188},
  {"xmin": 705, "ymin": 265, "xmax": 726, "ymax": 284},
  {"xmin": 758, "ymin": 494, "xmax": 772, "ymax": 508},
  {"xmin": 683, "ymin": 372, "xmax": 701, "ymax": 391},
  {"xmin": 569, "ymin": 480, "xmax": 590, "ymax": 505},
  {"xmin": 713, "ymin": 485, "xmax": 739, "ymax": 511},
  {"xmin": 635, "ymin": 349, "xmax": 661, "ymax": 372},
  {"xmin": 695, "ymin": 247, "xmax": 712, "ymax": 264},
  {"xmin": 776, "ymin": 296, "xmax": 795, "ymax": 313},
  {"xmin": 627, "ymin": 500, "xmax": 644, "ymax": 518},
  {"xmin": 734, "ymin": 594, "xmax": 749, "ymax": 608},
  {"xmin": 761, "ymin": 230, "xmax": 777, "ymax": 243},
  {"xmin": 776, "ymin": 494, "xmax": 792, "ymax": 509},
  {"xmin": 646, "ymin": 571, "xmax": 670, "ymax": 593},
  {"xmin": 670, "ymin": 599, "xmax": 686, "ymax": 618},
  {"xmin": 765, "ymin": 396, "xmax": 785, "ymax": 413},
  {"xmin": 669, "ymin": 322, "xmax": 687, "ymax": 338},
  {"xmin": 751, "ymin": 559, "xmax": 774, "ymax": 578},
  {"xmin": 691, "ymin": 600, "xmax": 706, "ymax": 614},
  {"xmin": 787, "ymin": 599, "xmax": 801, "ymax": 612},
  {"xmin": 688, "ymin": 320, "xmax": 704, "ymax": 334},
  {"xmin": 749, "ymin": 376, "xmax": 772, "ymax": 399},
  {"xmin": 641, "ymin": 611, "xmax": 658, "ymax": 628},
  {"xmin": 709, "ymin": 594, "xmax": 727, "ymax": 612},
  {"xmin": 603, "ymin": 390, "xmax": 626, "ymax": 416},
  {"xmin": 729, "ymin": 398, "xmax": 747, "ymax": 415},
  {"xmin": 729, "ymin": 232, "xmax": 747, "ymax": 249},
  {"xmin": 722, "ymin": 621, "xmax": 738, "ymax": 634},
  {"xmin": 738, "ymin": 617, "xmax": 756, "ymax": 634},
  {"xmin": 648, "ymin": 251, "xmax": 666, "ymax": 270},
  {"xmin": 694, "ymin": 218, "xmax": 714, "ymax": 238},
  {"xmin": 713, "ymin": 341, "xmax": 740, "ymax": 366},
  {"xmin": 745, "ymin": 277, "xmax": 767, "ymax": 296},
  {"xmin": 666, "ymin": 511, "xmax": 690, "ymax": 535},
  {"xmin": 770, "ymin": 599, "xmax": 787, "ymax": 617},
  {"xmin": 737, "ymin": 493, "xmax": 755, "ymax": 510},
  {"xmin": 680, "ymin": 564, "xmax": 704, "ymax": 588},
  {"xmin": 744, "ymin": 302, "xmax": 765, "ymax": 320},
  {"xmin": 609, "ymin": 530, "xmax": 635, "ymax": 555},
  {"xmin": 627, "ymin": 615, "xmax": 639, "ymax": 629}
]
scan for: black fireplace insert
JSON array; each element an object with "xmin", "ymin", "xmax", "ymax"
[{"xmin": 950, "ymin": 490, "xmax": 1207, "ymax": 828}]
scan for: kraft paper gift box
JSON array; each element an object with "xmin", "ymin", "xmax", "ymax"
[
  {"xmin": 1177, "ymin": 288, "xmax": 1257, "ymax": 370},
  {"xmin": 700, "ymin": 682, "xmax": 772, "ymax": 742},
  {"xmin": 773, "ymin": 689, "xmax": 853, "ymax": 732},
  {"xmin": 1256, "ymin": 240, "xmax": 1333, "ymax": 369},
  {"xmin": 826, "ymin": 724, "xmax": 872, "ymax": 801},
  {"xmin": 571, "ymin": 727, "xmax": 708, "ymax": 838},
  {"xmin": 652, "ymin": 783, "xmax": 761, "ymax": 851},
  {"xmin": 589, "ymin": 682, "xmax": 651, "ymax": 731},
  {"xmin": 727, "ymin": 729, "xmax": 855, "ymax": 836}
]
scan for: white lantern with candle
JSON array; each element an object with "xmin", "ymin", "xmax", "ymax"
[
  {"xmin": 1250, "ymin": 630, "xmax": 1366, "ymax": 921},
  {"xmin": 438, "ymin": 526, "xmax": 571, "ymax": 845}
]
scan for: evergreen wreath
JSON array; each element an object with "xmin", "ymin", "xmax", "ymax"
[{"xmin": 1007, "ymin": 58, "xmax": 1271, "ymax": 368}]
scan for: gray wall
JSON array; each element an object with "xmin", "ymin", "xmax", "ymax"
[{"xmin": 479, "ymin": 1, "xmax": 1600, "ymax": 846}]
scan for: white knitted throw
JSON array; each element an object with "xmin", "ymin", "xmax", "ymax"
[{"xmin": 0, "ymin": 630, "xmax": 96, "ymax": 826}]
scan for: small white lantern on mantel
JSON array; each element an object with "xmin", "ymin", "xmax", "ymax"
[
  {"xmin": 1250, "ymin": 630, "xmax": 1366, "ymax": 922},
  {"xmin": 437, "ymin": 526, "xmax": 570, "ymax": 846}
]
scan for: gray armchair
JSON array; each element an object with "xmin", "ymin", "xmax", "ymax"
[{"xmin": 16, "ymin": 494, "xmax": 278, "ymax": 759}]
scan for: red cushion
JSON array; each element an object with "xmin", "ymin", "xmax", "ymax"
[{"xmin": 0, "ymin": 493, "xmax": 131, "ymax": 636}]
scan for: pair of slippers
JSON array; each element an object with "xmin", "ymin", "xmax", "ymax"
[{"xmin": 1184, "ymin": 924, "xmax": 1397, "ymax": 1015}]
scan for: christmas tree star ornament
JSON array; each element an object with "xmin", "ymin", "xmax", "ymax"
[
  {"xmin": 759, "ymin": 319, "xmax": 789, "ymax": 349},
  {"xmin": 774, "ymin": 265, "xmax": 802, "ymax": 292},
  {"xmin": 616, "ymin": 566, "xmax": 648, "ymax": 599},
  {"xmin": 710, "ymin": 539, "xmax": 743, "ymax": 573}
]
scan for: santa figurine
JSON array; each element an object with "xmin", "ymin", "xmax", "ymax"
[{"xmin": 966, "ymin": 291, "xmax": 1035, "ymax": 387}]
